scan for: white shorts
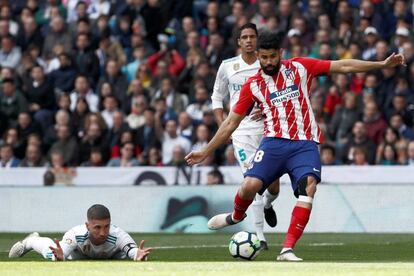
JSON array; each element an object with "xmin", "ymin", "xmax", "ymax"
[{"xmin": 232, "ymin": 134, "xmax": 262, "ymax": 174}]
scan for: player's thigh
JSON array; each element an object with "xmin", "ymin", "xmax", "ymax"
[
  {"xmin": 285, "ymin": 140, "xmax": 321, "ymax": 194},
  {"xmin": 244, "ymin": 138, "xmax": 287, "ymax": 195},
  {"xmin": 232, "ymin": 134, "xmax": 262, "ymax": 173}
]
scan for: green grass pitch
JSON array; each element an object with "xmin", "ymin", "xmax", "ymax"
[{"xmin": 1, "ymin": 233, "xmax": 414, "ymax": 275}]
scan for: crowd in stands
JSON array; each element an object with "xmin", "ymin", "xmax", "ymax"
[{"xmin": 0, "ymin": 0, "xmax": 414, "ymax": 170}]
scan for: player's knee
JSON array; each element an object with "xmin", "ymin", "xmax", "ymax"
[
  {"xmin": 241, "ymin": 177, "xmax": 263, "ymax": 198},
  {"xmin": 297, "ymin": 176, "xmax": 317, "ymax": 198}
]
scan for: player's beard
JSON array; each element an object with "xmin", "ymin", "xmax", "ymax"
[{"xmin": 262, "ymin": 61, "xmax": 281, "ymax": 76}]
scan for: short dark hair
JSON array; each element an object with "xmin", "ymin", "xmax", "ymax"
[
  {"xmin": 87, "ymin": 204, "xmax": 111, "ymax": 220},
  {"xmin": 238, "ymin": 23, "xmax": 258, "ymax": 38},
  {"xmin": 257, "ymin": 31, "xmax": 283, "ymax": 50}
]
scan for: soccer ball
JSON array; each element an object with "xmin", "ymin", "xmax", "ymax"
[{"xmin": 229, "ymin": 231, "xmax": 261, "ymax": 260}]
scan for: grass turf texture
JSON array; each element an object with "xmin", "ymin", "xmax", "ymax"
[{"xmin": 1, "ymin": 233, "xmax": 413, "ymax": 275}]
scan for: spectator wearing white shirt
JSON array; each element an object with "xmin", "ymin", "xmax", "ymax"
[
  {"xmin": 70, "ymin": 75, "xmax": 99, "ymax": 112},
  {"xmin": 0, "ymin": 35, "xmax": 21, "ymax": 69},
  {"xmin": 159, "ymin": 119, "xmax": 191, "ymax": 165},
  {"xmin": 186, "ymin": 86, "xmax": 212, "ymax": 122}
]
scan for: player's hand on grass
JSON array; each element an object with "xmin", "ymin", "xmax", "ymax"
[
  {"xmin": 185, "ymin": 150, "xmax": 208, "ymax": 166},
  {"xmin": 383, "ymin": 52, "xmax": 406, "ymax": 67},
  {"xmin": 134, "ymin": 240, "xmax": 152, "ymax": 261},
  {"xmin": 49, "ymin": 240, "xmax": 64, "ymax": 261}
]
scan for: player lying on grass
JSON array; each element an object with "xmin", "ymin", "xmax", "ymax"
[
  {"xmin": 9, "ymin": 204, "xmax": 152, "ymax": 261},
  {"xmin": 185, "ymin": 30, "xmax": 405, "ymax": 261}
]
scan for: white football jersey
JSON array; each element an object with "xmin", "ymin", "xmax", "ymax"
[
  {"xmin": 60, "ymin": 224, "xmax": 137, "ymax": 260},
  {"xmin": 211, "ymin": 55, "xmax": 263, "ymax": 136}
]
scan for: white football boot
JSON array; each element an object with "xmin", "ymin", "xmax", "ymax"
[
  {"xmin": 207, "ymin": 213, "xmax": 246, "ymax": 230},
  {"xmin": 9, "ymin": 232, "xmax": 39, "ymax": 258},
  {"xmin": 276, "ymin": 249, "xmax": 303, "ymax": 262}
]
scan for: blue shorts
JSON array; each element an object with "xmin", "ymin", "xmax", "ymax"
[{"xmin": 244, "ymin": 137, "xmax": 321, "ymax": 196}]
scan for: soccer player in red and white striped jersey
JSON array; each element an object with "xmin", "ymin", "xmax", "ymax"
[{"xmin": 186, "ymin": 31, "xmax": 405, "ymax": 261}]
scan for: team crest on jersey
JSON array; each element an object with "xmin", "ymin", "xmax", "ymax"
[
  {"xmin": 233, "ymin": 63, "xmax": 240, "ymax": 71},
  {"xmin": 65, "ymin": 238, "xmax": 73, "ymax": 245},
  {"xmin": 284, "ymin": 68, "xmax": 295, "ymax": 80}
]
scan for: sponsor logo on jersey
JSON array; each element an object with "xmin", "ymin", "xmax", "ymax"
[
  {"xmin": 232, "ymin": 83, "xmax": 243, "ymax": 92},
  {"xmin": 269, "ymin": 84, "xmax": 300, "ymax": 105},
  {"xmin": 233, "ymin": 63, "xmax": 240, "ymax": 71}
]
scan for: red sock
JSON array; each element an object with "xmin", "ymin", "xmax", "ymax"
[
  {"xmin": 283, "ymin": 206, "xmax": 311, "ymax": 249},
  {"xmin": 232, "ymin": 193, "xmax": 253, "ymax": 221}
]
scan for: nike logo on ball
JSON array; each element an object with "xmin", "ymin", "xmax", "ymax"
[{"xmin": 313, "ymin": 168, "xmax": 320, "ymax": 172}]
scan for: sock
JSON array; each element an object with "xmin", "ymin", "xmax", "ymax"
[
  {"xmin": 263, "ymin": 189, "xmax": 279, "ymax": 209},
  {"xmin": 26, "ymin": 236, "xmax": 56, "ymax": 259},
  {"xmin": 251, "ymin": 194, "xmax": 265, "ymax": 241},
  {"xmin": 282, "ymin": 205, "xmax": 311, "ymax": 250},
  {"xmin": 232, "ymin": 192, "xmax": 253, "ymax": 221}
]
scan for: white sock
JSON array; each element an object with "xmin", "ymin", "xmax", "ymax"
[
  {"xmin": 26, "ymin": 236, "xmax": 56, "ymax": 259},
  {"xmin": 263, "ymin": 189, "xmax": 279, "ymax": 209},
  {"xmin": 252, "ymin": 194, "xmax": 266, "ymax": 241},
  {"xmin": 281, "ymin": 247, "xmax": 292, "ymax": 254}
]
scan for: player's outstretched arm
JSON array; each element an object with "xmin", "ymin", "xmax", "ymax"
[
  {"xmin": 329, "ymin": 52, "xmax": 406, "ymax": 74},
  {"xmin": 134, "ymin": 240, "xmax": 153, "ymax": 261},
  {"xmin": 49, "ymin": 240, "xmax": 64, "ymax": 261},
  {"xmin": 185, "ymin": 111, "xmax": 244, "ymax": 166}
]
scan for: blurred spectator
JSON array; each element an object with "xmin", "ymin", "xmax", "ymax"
[
  {"xmin": 42, "ymin": 16, "xmax": 72, "ymax": 61},
  {"xmin": 122, "ymin": 46, "xmax": 145, "ymax": 82},
  {"xmin": 49, "ymin": 52, "xmax": 77, "ymax": 93},
  {"xmin": 207, "ymin": 168, "xmax": 224, "ymax": 185},
  {"xmin": 79, "ymin": 122, "xmax": 109, "ymax": 164},
  {"xmin": 70, "ymin": 75, "xmax": 99, "ymax": 112},
  {"xmin": 49, "ymin": 124, "xmax": 79, "ymax": 166},
  {"xmin": 0, "ymin": 143, "xmax": 20, "ymax": 168},
  {"xmin": 186, "ymin": 85, "xmax": 212, "ymax": 122},
  {"xmin": 350, "ymin": 146, "xmax": 369, "ymax": 166},
  {"xmin": 135, "ymin": 107, "xmax": 161, "ymax": 155},
  {"xmin": 110, "ymin": 130, "xmax": 139, "ymax": 159},
  {"xmin": 16, "ymin": 16, "xmax": 43, "ymax": 52},
  {"xmin": 320, "ymin": 144, "xmax": 340, "ymax": 166},
  {"xmin": 107, "ymin": 142, "xmax": 139, "ymax": 167},
  {"xmin": 126, "ymin": 94, "xmax": 147, "ymax": 129},
  {"xmin": 101, "ymin": 96, "xmax": 119, "ymax": 129},
  {"xmin": 16, "ymin": 112, "xmax": 42, "ymax": 143},
  {"xmin": 328, "ymin": 92, "xmax": 359, "ymax": 147},
  {"xmin": 153, "ymin": 78, "xmax": 188, "ymax": 114},
  {"xmin": 377, "ymin": 143, "xmax": 398, "ymax": 165},
  {"xmin": 407, "ymin": 141, "xmax": 414, "ymax": 166},
  {"xmin": 362, "ymin": 101, "xmax": 387, "ymax": 146},
  {"xmin": 375, "ymin": 127, "xmax": 401, "ymax": 164},
  {"xmin": 342, "ymin": 121, "xmax": 376, "ymax": 165},
  {"xmin": 47, "ymin": 150, "xmax": 77, "ymax": 186},
  {"xmin": 24, "ymin": 65, "xmax": 55, "ymax": 131},
  {"xmin": 0, "ymin": 78, "xmax": 28, "ymax": 125},
  {"xmin": 177, "ymin": 111, "xmax": 193, "ymax": 141},
  {"xmin": 191, "ymin": 123, "xmax": 209, "ymax": 152},
  {"xmin": 0, "ymin": 35, "xmax": 22, "ymax": 69},
  {"xmin": 145, "ymin": 146, "xmax": 162, "ymax": 166},
  {"xmin": 81, "ymin": 147, "xmax": 105, "ymax": 167},
  {"xmin": 74, "ymin": 32, "xmax": 100, "ymax": 84},
  {"xmin": 167, "ymin": 145, "xmax": 186, "ymax": 167},
  {"xmin": 389, "ymin": 113, "xmax": 414, "ymax": 141},
  {"xmin": 97, "ymin": 59, "xmax": 129, "ymax": 105},
  {"xmin": 205, "ymin": 32, "xmax": 233, "ymax": 70},
  {"xmin": 106, "ymin": 111, "xmax": 129, "ymax": 150},
  {"xmin": 147, "ymin": 48, "xmax": 185, "ymax": 77},
  {"xmin": 19, "ymin": 144, "xmax": 48, "ymax": 167},
  {"xmin": 224, "ymin": 144, "xmax": 237, "ymax": 166},
  {"xmin": 158, "ymin": 119, "xmax": 191, "ymax": 165}
]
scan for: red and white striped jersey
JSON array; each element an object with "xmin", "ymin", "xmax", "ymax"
[{"xmin": 233, "ymin": 57, "xmax": 331, "ymax": 143}]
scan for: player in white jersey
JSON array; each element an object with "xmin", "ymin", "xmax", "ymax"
[
  {"xmin": 211, "ymin": 23, "xmax": 280, "ymax": 250},
  {"xmin": 8, "ymin": 204, "xmax": 152, "ymax": 261}
]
